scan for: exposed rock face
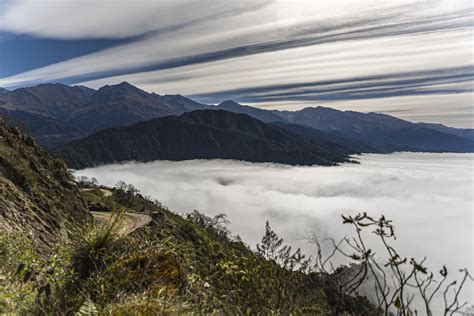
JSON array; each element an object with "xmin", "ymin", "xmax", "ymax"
[{"xmin": 0, "ymin": 118, "xmax": 90, "ymax": 251}]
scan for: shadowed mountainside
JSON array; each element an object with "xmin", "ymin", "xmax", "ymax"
[{"xmin": 53, "ymin": 110, "xmax": 355, "ymax": 169}]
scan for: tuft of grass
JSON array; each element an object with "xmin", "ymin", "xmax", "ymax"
[{"xmin": 70, "ymin": 210, "xmax": 124, "ymax": 280}]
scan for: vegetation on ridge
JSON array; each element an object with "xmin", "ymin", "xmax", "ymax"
[
  {"xmin": 0, "ymin": 180, "xmax": 376, "ymax": 315},
  {"xmin": 0, "ymin": 117, "xmax": 89, "ymax": 251}
]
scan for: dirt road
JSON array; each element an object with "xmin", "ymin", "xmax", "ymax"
[
  {"xmin": 81, "ymin": 187, "xmax": 151, "ymax": 236},
  {"xmin": 91, "ymin": 211, "xmax": 152, "ymax": 236},
  {"xmin": 81, "ymin": 188, "xmax": 112, "ymax": 197}
]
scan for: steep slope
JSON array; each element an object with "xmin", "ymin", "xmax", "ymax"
[
  {"xmin": 54, "ymin": 110, "xmax": 354, "ymax": 169},
  {"xmin": 1, "ymin": 178, "xmax": 376, "ymax": 314},
  {"xmin": 0, "ymin": 117, "xmax": 90, "ymax": 251}
]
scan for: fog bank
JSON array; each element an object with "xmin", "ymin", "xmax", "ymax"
[{"xmin": 76, "ymin": 153, "xmax": 473, "ymax": 302}]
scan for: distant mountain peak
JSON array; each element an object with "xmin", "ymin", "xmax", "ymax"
[
  {"xmin": 117, "ymin": 81, "xmax": 135, "ymax": 88},
  {"xmin": 103, "ymin": 81, "xmax": 137, "ymax": 89},
  {"xmin": 218, "ymin": 100, "xmax": 243, "ymax": 109},
  {"xmin": 219, "ymin": 100, "xmax": 240, "ymax": 106},
  {"xmin": 163, "ymin": 93, "xmax": 185, "ymax": 99},
  {"xmin": 33, "ymin": 82, "xmax": 65, "ymax": 88},
  {"xmin": 94, "ymin": 81, "xmax": 148, "ymax": 97},
  {"xmin": 73, "ymin": 85, "xmax": 96, "ymax": 93},
  {"xmin": 301, "ymin": 106, "xmax": 342, "ymax": 113}
]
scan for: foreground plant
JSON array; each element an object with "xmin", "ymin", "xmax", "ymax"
[{"xmin": 308, "ymin": 212, "xmax": 473, "ymax": 315}]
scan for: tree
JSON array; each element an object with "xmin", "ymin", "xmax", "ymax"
[{"xmin": 257, "ymin": 221, "xmax": 285, "ymax": 262}]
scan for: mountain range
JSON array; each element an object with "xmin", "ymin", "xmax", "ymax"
[
  {"xmin": 223, "ymin": 101, "xmax": 474, "ymax": 151},
  {"xmin": 0, "ymin": 82, "xmax": 208, "ymax": 147},
  {"xmin": 1, "ymin": 82, "xmax": 473, "ymax": 167}
]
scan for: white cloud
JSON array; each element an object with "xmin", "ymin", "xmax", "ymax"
[
  {"xmin": 75, "ymin": 153, "xmax": 474, "ymax": 305},
  {"xmin": 77, "ymin": 29, "xmax": 472, "ymax": 94},
  {"xmin": 0, "ymin": 0, "xmax": 267, "ymax": 39},
  {"xmin": 0, "ymin": 0, "xmax": 426, "ymax": 39},
  {"xmin": 0, "ymin": 0, "xmax": 472, "ymax": 126}
]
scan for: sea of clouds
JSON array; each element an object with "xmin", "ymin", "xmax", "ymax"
[{"xmin": 75, "ymin": 152, "xmax": 473, "ymax": 304}]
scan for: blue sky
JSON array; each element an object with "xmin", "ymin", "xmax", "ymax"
[{"xmin": 0, "ymin": 0, "xmax": 472, "ymax": 127}]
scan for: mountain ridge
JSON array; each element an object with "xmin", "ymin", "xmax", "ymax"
[
  {"xmin": 0, "ymin": 82, "xmax": 210, "ymax": 147},
  {"xmin": 53, "ymin": 110, "xmax": 356, "ymax": 169}
]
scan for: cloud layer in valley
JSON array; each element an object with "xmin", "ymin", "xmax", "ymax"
[
  {"xmin": 75, "ymin": 153, "xmax": 474, "ymax": 303},
  {"xmin": 0, "ymin": 0, "xmax": 473, "ymax": 126}
]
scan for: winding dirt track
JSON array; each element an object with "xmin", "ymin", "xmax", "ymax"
[
  {"xmin": 90, "ymin": 211, "xmax": 152, "ymax": 236},
  {"xmin": 82, "ymin": 188, "xmax": 151, "ymax": 236},
  {"xmin": 81, "ymin": 188, "xmax": 112, "ymax": 197}
]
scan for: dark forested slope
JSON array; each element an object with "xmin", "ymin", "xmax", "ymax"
[{"xmin": 54, "ymin": 110, "xmax": 355, "ymax": 169}]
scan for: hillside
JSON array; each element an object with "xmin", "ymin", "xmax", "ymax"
[
  {"xmin": 0, "ymin": 117, "xmax": 90, "ymax": 251},
  {"xmin": 0, "ymin": 122, "xmax": 376, "ymax": 314},
  {"xmin": 53, "ymin": 110, "xmax": 355, "ymax": 169}
]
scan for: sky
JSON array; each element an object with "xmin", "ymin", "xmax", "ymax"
[
  {"xmin": 0, "ymin": 0, "xmax": 473, "ymax": 127},
  {"xmin": 75, "ymin": 153, "xmax": 474, "ymax": 309}
]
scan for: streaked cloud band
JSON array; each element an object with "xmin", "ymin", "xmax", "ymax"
[{"xmin": 0, "ymin": 0, "xmax": 472, "ymax": 126}]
